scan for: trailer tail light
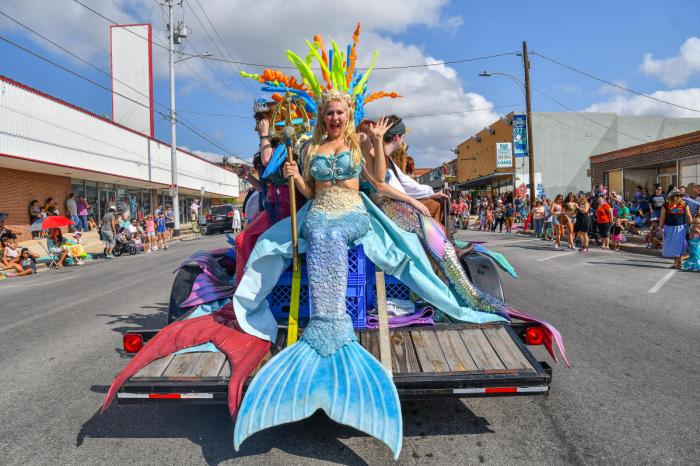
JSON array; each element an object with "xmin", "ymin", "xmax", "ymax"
[
  {"xmin": 123, "ymin": 334, "xmax": 143, "ymax": 353},
  {"xmin": 206, "ymin": 214, "xmax": 212, "ymax": 221},
  {"xmin": 524, "ymin": 326, "xmax": 545, "ymax": 346}
]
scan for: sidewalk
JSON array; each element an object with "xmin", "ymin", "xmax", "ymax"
[
  {"xmin": 514, "ymin": 228, "xmax": 663, "ymax": 257},
  {"xmin": 1, "ymin": 224, "xmax": 202, "ymax": 278}
]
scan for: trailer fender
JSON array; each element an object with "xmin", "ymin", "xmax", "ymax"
[{"xmin": 461, "ymin": 253, "xmax": 505, "ymax": 302}]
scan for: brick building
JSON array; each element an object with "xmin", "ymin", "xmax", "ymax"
[
  {"xmin": 590, "ymin": 130, "xmax": 700, "ymax": 199},
  {"xmin": 0, "ymin": 75, "xmax": 241, "ymax": 241}
]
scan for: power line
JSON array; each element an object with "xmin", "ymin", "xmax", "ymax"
[
  {"xmin": 400, "ymin": 104, "xmax": 520, "ymax": 119},
  {"xmin": 531, "ymin": 51, "xmax": 700, "ymax": 114},
  {"xmin": 185, "ymin": 0, "xmax": 259, "ymax": 98},
  {"xmin": 531, "ymin": 86, "xmax": 650, "ymax": 144},
  {"xmin": 73, "ymin": 3, "xmax": 517, "ymax": 72},
  {"xmin": 178, "ymin": 109, "xmax": 251, "ymax": 118}
]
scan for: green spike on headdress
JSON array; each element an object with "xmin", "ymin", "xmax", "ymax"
[
  {"xmin": 352, "ymin": 51, "xmax": 378, "ymax": 96},
  {"xmin": 331, "ymin": 40, "xmax": 347, "ymax": 92},
  {"xmin": 285, "ymin": 50, "xmax": 321, "ymax": 96}
]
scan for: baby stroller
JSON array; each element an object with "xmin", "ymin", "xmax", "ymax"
[{"xmin": 112, "ymin": 228, "xmax": 137, "ymax": 256}]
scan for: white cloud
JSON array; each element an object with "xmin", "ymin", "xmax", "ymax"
[
  {"xmin": 640, "ymin": 37, "xmax": 700, "ymax": 87},
  {"xmin": 584, "ymin": 87, "xmax": 700, "ymax": 118},
  {"xmin": 2, "ymin": 0, "xmax": 502, "ymax": 166}
]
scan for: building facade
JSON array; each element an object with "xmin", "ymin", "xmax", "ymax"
[
  {"xmin": 590, "ymin": 130, "xmax": 700, "ymax": 199},
  {"xmin": 0, "ymin": 75, "xmax": 240, "ymax": 240},
  {"xmin": 454, "ymin": 111, "xmax": 700, "ymax": 198}
]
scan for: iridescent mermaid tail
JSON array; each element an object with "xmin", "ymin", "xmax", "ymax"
[
  {"xmin": 378, "ymin": 198, "xmax": 568, "ymax": 366},
  {"xmin": 234, "ymin": 187, "xmax": 402, "ymax": 459}
]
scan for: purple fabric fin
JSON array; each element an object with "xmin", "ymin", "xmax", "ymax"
[
  {"xmin": 366, "ymin": 306, "xmax": 435, "ymax": 329},
  {"xmin": 180, "ymin": 272, "xmax": 235, "ymax": 308},
  {"xmin": 500, "ymin": 305, "xmax": 571, "ymax": 368}
]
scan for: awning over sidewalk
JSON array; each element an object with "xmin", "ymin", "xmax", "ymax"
[{"xmin": 455, "ymin": 172, "xmax": 514, "ymax": 189}]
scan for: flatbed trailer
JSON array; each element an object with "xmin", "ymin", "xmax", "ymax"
[{"xmin": 116, "ymin": 321, "xmax": 551, "ymax": 404}]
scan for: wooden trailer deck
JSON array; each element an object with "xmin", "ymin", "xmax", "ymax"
[{"xmin": 119, "ymin": 323, "xmax": 551, "ymax": 402}]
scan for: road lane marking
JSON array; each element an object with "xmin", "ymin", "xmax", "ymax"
[
  {"xmin": 537, "ymin": 251, "xmax": 578, "ymax": 262},
  {"xmin": 648, "ymin": 270, "xmax": 676, "ymax": 294}
]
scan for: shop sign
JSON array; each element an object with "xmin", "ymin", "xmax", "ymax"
[
  {"xmin": 496, "ymin": 142, "xmax": 513, "ymax": 168},
  {"xmin": 513, "ymin": 114, "xmax": 528, "ymax": 157}
]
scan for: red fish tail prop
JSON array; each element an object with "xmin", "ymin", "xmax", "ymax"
[{"xmin": 101, "ymin": 304, "xmax": 270, "ymax": 418}]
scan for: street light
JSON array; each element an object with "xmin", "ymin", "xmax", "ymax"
[{"xmin": 479, "ymin": 41, "xmax": 536, "ymax": 207}]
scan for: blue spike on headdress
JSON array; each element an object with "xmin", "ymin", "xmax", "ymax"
[{"xmin": 346, "ymin": 44, "xmax": 352, "ymax": 69}]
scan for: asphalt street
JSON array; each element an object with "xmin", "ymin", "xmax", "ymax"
[{"xmin": 0, "ymin": 231, "xmax": 697, "ymax": 465}]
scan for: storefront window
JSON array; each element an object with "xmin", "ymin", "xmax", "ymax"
[
  {"xmin": 85, "ymin": 181, "xmax": 98, "ymax": 219},
  {"xmin": 623, "ymin": 168, "xmax": 657, "ymax": 200},
  {"xmin": 70, "ymin": 179, "xmax": 85, "ymax": 197},
  {"xmin": 681, "ymin": 157, "xmax": 700, "ymax": 188},
  {"xmin": 606, "ymin": 170, "xmax": 623, "ymax": 196}
]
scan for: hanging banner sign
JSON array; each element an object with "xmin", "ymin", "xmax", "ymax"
[
  {"xmin": 496, "ymin": 142, "xmax": 513, "ymax": 168},
  {"xmin": 513, "ymin": 113, "xmax": 528, "ymax": 158}
]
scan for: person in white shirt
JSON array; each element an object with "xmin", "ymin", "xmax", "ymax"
[
  {"xmin": 190, "ymin": 200, "xmax": 200, "ymax": 222},
  {"xmin": 232, "ymin": 208, "xmax": 242, "ymax": 234},
  {"xmin": 376, "ymin": 116, "xmax": 450, "ymax": 225}
]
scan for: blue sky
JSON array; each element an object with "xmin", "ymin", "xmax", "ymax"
[{"xmin": 2, "ymin": 0, "xmax": 699, "ymax": 167}]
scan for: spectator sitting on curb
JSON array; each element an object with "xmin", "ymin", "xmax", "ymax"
[
  {"xmin": 15, "ymin": 248, "xmax": 39, "ymax": 276},
  {"xmin": 2, "ymin": 237, "xmax": 24, "ymax": 275},
  {"xmin": 48, "ymin": 228, "xmax": 69, "ymax": 268}
]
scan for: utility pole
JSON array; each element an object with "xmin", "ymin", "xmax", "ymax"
[
  {"xmin": 522, "ymin": 41, "xmax": 536, "ymax": 207},
  {"xmin": 167, "ymin": 0, "xmax": 181, "ymax": 236}
]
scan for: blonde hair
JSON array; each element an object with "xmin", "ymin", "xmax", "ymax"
[
  {"xmin": 389, "ymin": 142, "xmax": 408, "ymax": 172},
  {"xmin": 303, "ymin": 95, "xmax": 361, "ymax": 179}
]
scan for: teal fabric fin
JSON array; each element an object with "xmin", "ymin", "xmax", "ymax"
[
  {"xmin": 473, "ymin": 244, "xmax": 518, "ymax": 278},
  {"xmin": 233, "ymin": 340, "xmax": 403, "ymax": 459}
]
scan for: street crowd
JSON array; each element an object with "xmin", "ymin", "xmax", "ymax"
[{"xmin": 452, "ymin": 183, "xmax": 700, "ymax": 270}]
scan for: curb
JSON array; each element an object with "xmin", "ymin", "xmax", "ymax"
[{"xmin": 514, "ymin": 229, "xmax": 663, "ymax": 257}]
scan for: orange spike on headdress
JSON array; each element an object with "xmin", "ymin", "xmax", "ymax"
[
  {"xmin": 346, "ymin": 23, "xmax": 361, "ymax": 87},
  {"xmin": 313, "ymin": 34, "xmax": 332, "ymax": 89},
  {"xmin": 364, "ymin": 91, "xmax": 402, "ymax": 104}
]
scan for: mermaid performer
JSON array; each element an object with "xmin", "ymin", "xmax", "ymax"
[
  {"xmin": 682, "ymin": 215, "xmax": 700, "ymax": 271},
  {"xmin": 357, "ymin": 117, "xmax": 568, "ymax": 365}
]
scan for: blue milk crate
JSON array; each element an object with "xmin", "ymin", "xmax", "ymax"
[
  {"xmin": 367, "ymin": 272, "xmax": 412, "ymax": 307},
  {"xmin": 267, "ymin": 245, "xmax": 370, "ymax": 328}
]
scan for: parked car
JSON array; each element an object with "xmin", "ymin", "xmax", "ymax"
[{"xmin": 204, "ymin": 204, "xmax": 234, "ymax": 235}]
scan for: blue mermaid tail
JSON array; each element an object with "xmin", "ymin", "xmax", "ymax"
[
  {"xmin": 234, "ymin": 187, "xmax": 403, "ymax": 458},
  {"xmin": 233, "ymin": 327, "xmax": 402, "ymax": 459}
]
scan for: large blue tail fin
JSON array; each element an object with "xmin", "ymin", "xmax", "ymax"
[{"xmin": 234, "ymin": 339, "xmax": 402, "ymax": 459}]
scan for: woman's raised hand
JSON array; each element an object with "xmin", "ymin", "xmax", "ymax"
[
  {"xmin": 368, "ymin": 116, "xmax": 391, "ymax": 142},
  {"xmin": 283, "ymin": 161, "xmax": 301, "ymax": 180}
]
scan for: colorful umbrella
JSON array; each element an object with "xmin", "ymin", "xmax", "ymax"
[{"xmin": 28, "ymin": 216, "xmax": 74, "ymax": 232}]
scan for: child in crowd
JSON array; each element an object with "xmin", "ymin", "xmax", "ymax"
[
  {"xmin": 645, "ymin": 219, "xmax": 663, "ymax": 249},
  {"xmin": 479, "ymin": 206, "xmax": 487, "ymax": 231},
  {"xmin": 610, "ymin": 218, "xmax": 624, "ymax": 251},
  {"xmin": 145, "ymin": 214, "xmax": 156, "ymax": 251},
  {"xmin": 132, "ymin": 232, "xmax": 146, "ymax": 253},
  {"xmin": 682, "ymin": 216, "xmax": 700, "ymax": 271},
  {"xmin": 156, "ymin": 212, "xmax": 168, "ymax": 250},
  {"xmin": 16, "ymin": 248, "xmax": 38, "ymax": 276}
]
